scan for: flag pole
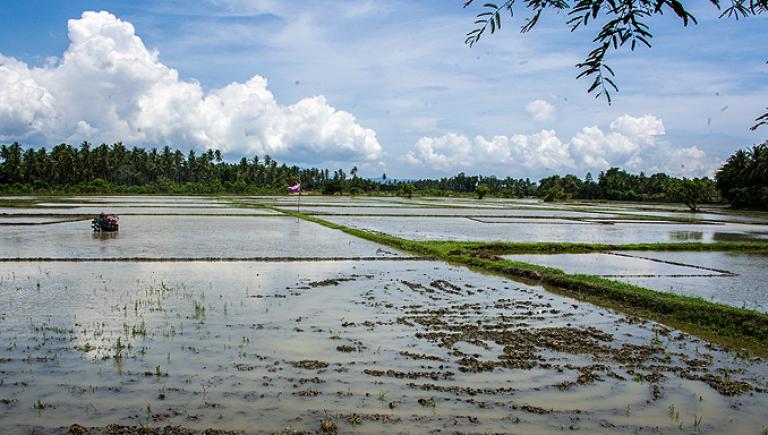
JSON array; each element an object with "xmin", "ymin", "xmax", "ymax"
[{"xmin": 288, "ymin": 182, "xmax": 301, "ymax": 221}]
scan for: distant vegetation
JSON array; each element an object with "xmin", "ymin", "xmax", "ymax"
[
  {"xmin": 715, "ymin": 142, "xmax": 768, "ymax": 209},
  {"xmin": 0, "ymin": 141, "xmax": 765, "ymax": 209},
  {"xmin": 0, "ymin": 142, "xmax": 382, "ymax": 195}
]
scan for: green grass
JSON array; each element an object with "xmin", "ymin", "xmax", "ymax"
[
  {"xmin": 277, "ymin": 208, "xmax": 768, "ymax": 353},
  {"xmin": 299, "ymin": 212, "xmax": 714, "ymax": 222},
  {"xmin": 413, "ymin": 241, "xmax": 768, "ymax": 255}
]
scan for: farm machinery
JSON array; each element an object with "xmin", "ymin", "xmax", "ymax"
[{"xmin": 92, "ymin": 213, "xmax": 119, "ymax": 232}]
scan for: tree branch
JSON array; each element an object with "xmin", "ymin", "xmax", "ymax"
[
  {"xmin": 464, "ymin": 0, "xmax": 767, "ymax": 112},
  {"xmin": 751, "ymin": 108, "xmax": 768, "ymax": 131}
]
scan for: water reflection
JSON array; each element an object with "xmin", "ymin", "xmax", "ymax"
[
  {"xmin": 669, "ymin": 231, "xmax": 703, "ymax": 240},
  {"xmin": 92, "ymin": 231, "xmax": 119, "ymax": 240},
  {"xmin": 712, "ymin": 231, "xmax": 768, "ymax": 242},
  {"xmin": 327, "ymin": 216, "xmax": 768, "ymax": 244},
  {"xmin": 0, "ymin": 216, "xmax": 398, "ymax": 258}
]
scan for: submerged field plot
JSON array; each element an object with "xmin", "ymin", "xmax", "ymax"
[
  {"xmin": 322, "ymin": 215, "xmax": 768, "ymax": 244},
  {"xmin": 0, "ymin": 196, "xmax": 766, "ymax": 433},
  {"xmin": 503, "ymin": 252, "xmax": 768, "ymax": 313}
]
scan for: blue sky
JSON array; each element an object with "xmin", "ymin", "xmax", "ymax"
[{"xmin": 0, "ymin": 0, "xmax": 766, "ymax": 179}]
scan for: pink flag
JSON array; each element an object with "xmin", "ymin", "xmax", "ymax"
[{"xmin": 288, "ymin": 183, "xmax": 301, "ymax": 193}]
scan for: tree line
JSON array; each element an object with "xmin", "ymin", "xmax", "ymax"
[
  {"xmin": 0, "ymin": 141, "xmax": 766, "ymax": 209},
  {"xmin": 0, "ymin": 142, "xmax": 381, "ymax": 195},
  {"xmin": 716, "ymin": 142, "xmax": 768, "ymax": 209}
]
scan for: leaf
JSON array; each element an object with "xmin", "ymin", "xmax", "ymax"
[
  {"xmin": 587, "ymin": 79, "xmax": 601, "ymax": 93},
  {"xmin": 751, "ymin": 108, "xmax": 768, "ymax": 131},
  {"xmin": 667, "ymin": 0, "xmax": 692, "ymax": 24},
  {"xmin": 636, "ymin": 35, "xmax": 652, "ymax": 47}
]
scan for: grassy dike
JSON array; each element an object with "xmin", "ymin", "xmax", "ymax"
[
  {"xmin": 276, "ymin": 208, "xmax": 768, "ymax": 353},
  {"xmin": 416, "ymin": 240, "xmax": 768, "ymax": 255}
]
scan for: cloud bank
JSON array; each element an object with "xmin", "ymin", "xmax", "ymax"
[
  {"xmin": 0, "ymin": 11, "xmax": 382, "ymax": 163},
  {"xmin": 403, "ymin": 114, "xmax": 722, "ymax": 178}
]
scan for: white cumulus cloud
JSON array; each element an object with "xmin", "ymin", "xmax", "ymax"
[
  {"xmin": 403, "ymin": 133, "xmax": 473, "ymax": 171},
  {"xmin": 0, "ymin": 11, "xmax": 382, "ymax": 164},
  {"xmin": 403, "ymin": 129, "xmax": 574, "ymax": 173},
  {"xmin": 403, "ymin": 114, "xmax": 721, "ymax": 178},
  {"xmin": 609, "ymin": 114, "xmax": 665, "ymax": 137},
  {"xmin": 525, "ymin": 99, "xmax": 555, "ymax": 122}
]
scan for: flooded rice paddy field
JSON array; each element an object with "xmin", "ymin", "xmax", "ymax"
[
  {"xmin": 0, "ymin": 197, "xmax": 276, "ymax": 216},
  {"xmin": 237, "ymin": 196, "xmax": 408, "ymax": 208},
  {"xmin": 603, "ymin": 209, "xmax": 768, "ymax": 224},
  {"xmin": 63, "ymin": 196, "xmax": 235, "ymax": 205},
  {"xmin": 6, "ymin": 194, "xmax": 768, "ymax": 223},
  {"xmin": 35, "ymin": 202, "xmax": 237, "ymax": 208},
  {"xmin": 0, "ymin": 261, "xmax": 766, "ymax": 434},
  {"xmin": 617, "ymin": 252, "xmax": 768, "ymax": 313},
  {"xmin": 503, "ymin": 252, "xmax": 768, "ymax": 313},
  {"xmin": 0, "ymin": 195, "xmax": 766, "ymax": 433},
  {"xmin": 502, "ymin": 252, "xmax": 726, "ymax": 277},
  {"xmin": 0, "ymin": 216, "xmax": 84, "ymax": 225},
  {"xmin": 322, "ymin": 216, "xmax": 768, "ymax": 243},
  {"xmin": 268, "ymin": 198, "xmax": 768, "ymax": 223},
  {"xmin": 0, "ymin": 216, "xmax": 402, "ymax": 259},
  {"xmin": 280, "ymin": 206, "xmax": 620, "ymax": 218},
  {"xmin": 0, "ymin": 207, "xmax": 278, "ymax": 216},
  {"xmin": 565, "ymin": 203, "xmax": 768, "ymax": 224}
]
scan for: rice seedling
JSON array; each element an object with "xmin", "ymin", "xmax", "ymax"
[
  {"xmin": 693, "ymin": 414, "xmax": 703, "ymax": 431},
  {"xmin": 33, "ymin": 400, "xmax": 52, "ymax": 410},
  {"xmin": 667, "ymin": 404, "xmax": 680, "ymax": 422}
]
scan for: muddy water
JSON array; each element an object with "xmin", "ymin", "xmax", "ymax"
[
  {"xmin": 0, "ymin": 217, "xmax": 79, "ymax": 224},
  {"xmin": 416, "ymin": 197, "xmax": 542, "ymax": 205},
  {"xmin": 565, "ymin": 202, "xmax": 768, "ymax": 224},
  {"xmin": 0, "ymin": 215, "xmax": 403, "ymax": 259},
  {"xmin": 36, "ymin": 202, "xmax": 235, "ymax": 208},
  {"xmin": 246, "ymin": 200, "xmax": 410, "ymax": 208},
  {"xmin": 0, "ymin": 260, "xmax": 765, "ymax": 434},
  {"xmin": 502, "ymin": 253, "xmax": 725, "ymax": 276},
  {"xmin": 0, "ymin": 206, "xmax": 278, "ymax": 215},
  {"xmin": 615, "ymin": 251, "xmax": 768, "ymax": 313},
  {"xmin": 502, "ymin": 252, "xmax": 768, "ymax": 313},
  {"xmin": 288, "ymin": 206, "xmax": 618, "ymax": 218},
  {"xmin": 323, "ymin": 216, "xmax": 768, "ymax": 243},
  {"xmin": 68, "ymin": 196, "xmax": 233, "ymax": 205},
  {"xmin": 3, "ymin": 196, "xmax": 272, "ymax": 215},
  {"xmin": 608, "ymin": 209, "xmax": 768, "ymax": 224},
  {"xmin": 236, "ymin": 196, "xmax": 409, "ymax": 207}
]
